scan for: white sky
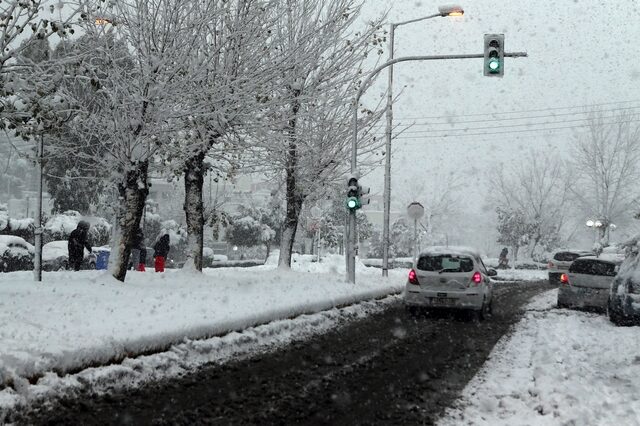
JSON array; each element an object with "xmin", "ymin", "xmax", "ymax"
[{"xmin": 359, "ymin": 0, "xmax": 640, "ymax": 251}]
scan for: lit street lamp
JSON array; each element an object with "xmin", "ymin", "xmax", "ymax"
[
  {"xmin": 381, "ymin": 5, "xmax": 464, "ymax": 277},
  {"xmin": 586, "ymin": 218, "xmax": 615, "ymax": 248}
]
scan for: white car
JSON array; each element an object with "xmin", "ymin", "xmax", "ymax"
[
  {"xmin": 548, "ymin": 249, "xmax": 593, "ymax": 284},
  {"xmin": 557, "ymin": 254, "xmax": 623, "ymax": 311},
  {"xmin": 42, "ymin": 240, "xmax": 96, "ymax": 271},
  {"xmin": 404, "ymin": 246, "xmax": 497, "ymax": 319}
]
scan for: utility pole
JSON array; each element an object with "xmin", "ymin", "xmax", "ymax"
[{"xmin": 34, "ymin": 135, "xmax": 44, "ymax": 282}]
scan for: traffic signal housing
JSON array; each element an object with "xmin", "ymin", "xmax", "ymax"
[
  {"xmin": 359, "ymin": 185, "xmax": 371, "ymax": 207},
  {"xmin": 484, "ymin": 34, "xmax": 504, "ymax": 77},
  {"xmin": 346, "ymin": 177, "xmax": 361, "ymax": 211}
]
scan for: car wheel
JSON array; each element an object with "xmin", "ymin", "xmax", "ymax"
[
  {"xmin": 608, "ymin": 301, "xmax": 627, "ymax": 326},
  {"xmin": 405, "ymin": 305, "xmax": 420, "ymax": 317},
  {"xmin": 57, "ymin": 260, "xmax": 68, "ymax": 271},
  {"xmin": 481, "ymin": 297, "xmax": 492, "ymax": 320}
]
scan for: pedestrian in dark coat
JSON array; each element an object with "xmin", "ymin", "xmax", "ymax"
[
  {"xmin": 153, "ymin": 234, "xmax": 170, "ymax": 272},
  {"xmin": 130, "ymin": 228, "xmax": 147, "ymax": 271},
  {"xmin": 68, "ymin": 221, "xmax": 92, "ymax": 271}
]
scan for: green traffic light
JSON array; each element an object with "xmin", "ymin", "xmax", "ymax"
[
  {"xmin": 488, "ymin": 58, "xmax": 501, "ymax": 72},
  {"xmin": 346, "ymin": 197, "xmax": 360, "ymax": 210}
]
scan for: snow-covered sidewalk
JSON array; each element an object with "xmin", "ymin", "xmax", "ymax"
[
  {"xmin": 0, "ymin": 255, "xmax": 404, "ymax": 392},
  {"xmin": 439, "ymin": 289, "xmax": 640, "ymax": 426}
]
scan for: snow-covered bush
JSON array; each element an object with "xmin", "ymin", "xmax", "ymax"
[
  {"xmin": 0, "ymin": 204, "xmax": 35, "ymax": 243},
  {"xmin": 44, "ymin": 212, "xmax": 111, "ymax": 245}
]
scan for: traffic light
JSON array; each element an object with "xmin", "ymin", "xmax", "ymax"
[
  {"xmin": 346, "ymin": 177, "xmax": 361, "ymax": 211},
  {"xmin": 484, "ymin": 34, "xmax": 504, "ymax": 77}
]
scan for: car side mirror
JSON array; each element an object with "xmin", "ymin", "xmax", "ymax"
[{"xmin": 487, "ymin": 269, "xmax": 497, "ymax": 277}]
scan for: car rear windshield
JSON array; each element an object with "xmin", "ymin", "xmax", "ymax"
[
  {"xmin": 553, "ymin": 251, "xmax": 586, "ymax": 262},
  {"xmin": 417, "ymin": 255, "xmax": 474, "ymax": 273},
  {"xmin": 569, "ymin": 259, "xmax": 616, "ymax": 276}
]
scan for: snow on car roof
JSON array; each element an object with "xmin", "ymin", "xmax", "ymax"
[
  {"xmin": 553, "ymin": 248, "xmax": 593, "ymax": 254},
  {"xmin": 42, "ymin": 240, "xmax": 69, "ymax": 262},
  {"xmin": 420, "ymin": 246, "xmax": 480, "ymax": 257},
  {"xmin": 575, "ymin": 254, "xmax": 625, "ymax": 264}
]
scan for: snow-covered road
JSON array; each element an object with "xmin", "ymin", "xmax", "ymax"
[{"xmin": 439, "ymin": 289, "xmax": 640, "ymax": 425}]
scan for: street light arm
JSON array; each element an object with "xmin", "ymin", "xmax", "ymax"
[
  {"xmin": 393, "ymin": 13, "xmax": 443, "ymax": 28},
  {"xmin": 356, "ymin": 52, "xmax": 528, "ymax": 105}
]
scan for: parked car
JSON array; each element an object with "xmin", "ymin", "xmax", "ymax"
[
  {"xmin": 548, "ymin": 250, "xmax": 593, "ymax": 284},
  {"xmin": 0, "ymin": 235, "xmax": 35, "ymax": 272},
  {"xmin": 557, "ymin": 254, "xmax": 623, "ymax": 311},
  {"xmin": 608, "ymin": 251, "xmax": 640, "ymax": 326},
  {"xmin": 404, "ymin": 246, "xmax": 497, "ymax": 319},
  {"xmin": 42, "ymin": 240, "xmax": 97, "ymax": 271}
]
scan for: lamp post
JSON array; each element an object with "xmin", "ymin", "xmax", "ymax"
[{"xmin": 382, "ymin": 5, "xmax": 464, "ymax": 277}]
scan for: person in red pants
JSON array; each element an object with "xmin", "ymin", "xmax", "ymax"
[{"xmin": 153, "ymin": 234, "xmax": 171, "ymax": 272}]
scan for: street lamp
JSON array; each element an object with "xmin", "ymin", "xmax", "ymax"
[{"xmin": 381, "ymin": 5, "xmax": 464, "ymax": 277}]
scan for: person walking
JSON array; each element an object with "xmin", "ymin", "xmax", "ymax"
[
  {"xmin": 153, "ymin": 234, "xmax": 170, "ymax": 272},
  {"xmin": 498, "ymin": 247, "xmax": 509, "ymax": 269},
  {"xmin": 68, "ymin": 221, "xmax": 92, "ymax": 271}
]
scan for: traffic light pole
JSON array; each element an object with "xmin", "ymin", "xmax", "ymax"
[{"xmin": 348, "ymin": 51, "xmax": 527, "ymax": 284}]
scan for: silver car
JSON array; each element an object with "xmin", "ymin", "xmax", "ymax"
[
  {"xmin": 557, "ymin": 255, "xmax": 622, "ymax": 311},
  {"xmin": 548, "ymin": 250, "xmax": 593, "ymax": 284},
  {"xmin": 404, "ymin": 247, "xmax": 497, "ymax": 319}
]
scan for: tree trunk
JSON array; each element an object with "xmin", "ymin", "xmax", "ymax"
[
  {"xmin": 278, "ymin": 94, "xmax": 303, "ymax": 269},
  {"xmin": 265, "ymin": 242, "xmax": 271, "ymax": 263},
  {"xmin": 278, "ymin": 176, "xmax": 305, "ymax": 268},
  {"xmin": 109, "ymin": 161, "xmax": 149, "ymax": 282},
  {"xmin": 183, "ymin": 151, "xmax": 205, "ymax": 272}
]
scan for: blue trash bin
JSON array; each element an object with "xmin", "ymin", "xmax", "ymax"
[{"xmin": 96, "ymin": 250, "xmax": 110, "ymax": 270}]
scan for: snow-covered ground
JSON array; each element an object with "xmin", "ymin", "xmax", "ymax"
[
  {"xmin": 439, "ymin": 289, "xmax": 640, "ymax": 426},
  {"xmin": 0, "ymin": 293, "xmax": 400, "ymax": 419},
  {"xmin": 0, "ymin": 255, "xmax": 404, "ymax": 399},
  {"xmin": 493, "ymin": 268, "xmax": 548, "ymax": 282}
]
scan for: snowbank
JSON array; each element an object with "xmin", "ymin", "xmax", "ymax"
[
  {"xmin": 493, "ymin": 268, "xmax": 548, "ymax": 282},
  {"xmin": 0, "ymin": 255, "xmax": 404, "ymax": 393},
  {"xmin": 439, "ymin": 289, "xmax": 640, "ymax": 425}
]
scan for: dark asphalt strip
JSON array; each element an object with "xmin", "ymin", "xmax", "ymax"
[{"xmin": 15, "ymin": 280, "xmax": 552, "ymax": 426}]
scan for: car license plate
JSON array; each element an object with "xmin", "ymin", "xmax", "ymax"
[{"xmin": 432, "ymin": 297, "xmax": 455, "ymax": 306}]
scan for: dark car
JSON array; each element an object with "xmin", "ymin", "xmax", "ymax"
[{"xmin": 608, "ymin": 252, "xmax": 640, "ymax": 326}]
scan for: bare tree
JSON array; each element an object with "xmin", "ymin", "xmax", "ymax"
[
  {"xmin": 53, "ymin": 0, "xmax": 218, "ymax": 281},
  {"xmin": 164, "ymin": 0, "xmax": 279, "ymax": 272},
  {"xmin": 254, "ymin": 0, "xmax": 385, "ymax": 268},
  {"xmin": 489, "ymin": 149, "xmax": 570, "ymax": 257},
  {"xmin": 571, "ymin": 110, "xmax": 640, "ymax": 244}
]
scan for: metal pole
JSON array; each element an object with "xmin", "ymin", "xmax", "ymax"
[
  {"xmin": 34, "ymin": 135, "xmax": 43, "ymax": 282},
  {"xmin": 382, "ymin": 23, "xmax": 395, "ymax": 278},
  {"xmin": 414, "ymin": 217, "xmax": 418, "ymax": 263}
]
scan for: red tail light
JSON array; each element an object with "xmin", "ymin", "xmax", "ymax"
[
  {"xmin": 560, "ymin": 273, "xmax": 569, "ymax": 284},
  {"xmin": 472, "ymin": 271, "xmax": 482, "ymax": 284},
  {"xmin": 408, "ymin": 269, "xmax": 419, "ymax": 285}
]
